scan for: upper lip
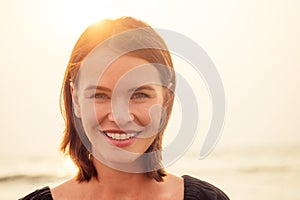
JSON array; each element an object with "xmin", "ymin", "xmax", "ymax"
[{"xmin": 100, "ymin": 129, "xmax": 141, "ymax": 134}]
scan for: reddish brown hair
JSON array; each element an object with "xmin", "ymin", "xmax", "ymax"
[{"xmin": 60, "ymin": 17, "xmax": 175, "ymax": 182}]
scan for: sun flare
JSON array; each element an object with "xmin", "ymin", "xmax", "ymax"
[{"xmin": 62, "ymin": 0, "xmax": 120, "ymax": 35}]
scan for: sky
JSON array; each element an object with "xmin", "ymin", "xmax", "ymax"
[{"xmin": 0, "ymin": 0, "xmax": 299, "ymax": 158}]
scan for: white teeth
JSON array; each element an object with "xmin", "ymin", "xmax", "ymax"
[
  {"xmin": 120, "ymin": 134, "xmax": 126, "ymax": 140},
  {"xmin": 115, "ymin": 133, "xmax": 121, "ymax": 140},
  {"xmin": 104, "ymin": 132, "xmax": 137, "ymax": 140}
]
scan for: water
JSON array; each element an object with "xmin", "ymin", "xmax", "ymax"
[{"xmin": 1, "ymin": 144, "xmax": 299, "ymax": 200}]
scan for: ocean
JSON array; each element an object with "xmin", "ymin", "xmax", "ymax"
[{"xmin": 1, "ymin": 143, "xmax": 299, "ymax": 200}]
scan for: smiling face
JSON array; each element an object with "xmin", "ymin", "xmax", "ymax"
[{"xmin": 72, "ymin": 55, "xmax": 166, "ymax": 167}]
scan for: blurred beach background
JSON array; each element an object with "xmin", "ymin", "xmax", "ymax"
[{"xmin": 0, "ymin": 0, "xmax": 299, "ymax": 199}]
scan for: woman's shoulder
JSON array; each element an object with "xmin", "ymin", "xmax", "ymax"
[
  {"xmin": 19, "ymin": 178, "xmax": 75, "ymax": 200},
  {"xmin": 182, "ymin": 175, "xmax": 230, "ymax": 200},
  {"xmin": 19, "ymin": 186, "xmax": 53, "ymax": 200}
]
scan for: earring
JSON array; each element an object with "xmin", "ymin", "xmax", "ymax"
[{"xmin": 88, "ymin": 153, "xmax": 93, "ymax": 161}]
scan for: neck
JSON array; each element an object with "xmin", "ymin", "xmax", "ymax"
[{"xmin": 88, "ymin": 158, "xmax": 156, "ymax": 198}]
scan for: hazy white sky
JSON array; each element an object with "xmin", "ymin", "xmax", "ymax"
[{"xmin": 0, "ymin": 0, "xmax": 299, "ymax": 157}]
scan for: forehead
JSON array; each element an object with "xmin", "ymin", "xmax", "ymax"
[
  {"xmin": 102, "ymin": 55, "xmax": 158, "ymax": 83},
  {"xmin": 78, "ymin": 54, "xmax": 161, "ymax": 91}
]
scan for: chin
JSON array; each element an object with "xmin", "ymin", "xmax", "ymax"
[{"xmin": 92, "ymin": 146, "xmax": 149, "ymax": 173}]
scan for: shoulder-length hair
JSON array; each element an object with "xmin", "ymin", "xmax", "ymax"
[{"xmin": 60, "ymin": 16, "xmax": 176, "ymax": 182}]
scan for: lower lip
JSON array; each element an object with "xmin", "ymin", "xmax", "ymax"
[{"xmin": 100, "ymin": 132, "xmax": 136, "ymax": 147}]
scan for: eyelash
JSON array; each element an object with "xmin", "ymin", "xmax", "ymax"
[
  {"xmin": 94, "ymin": 93, "xmax": 110, "ymax": 99},
  {"xmin": 131, "ymin": 92, "xmax": 149, "ymax": 99},
  {"xmin": 91, "ymin": 92, "xmax": 150, "ymax": 100}
]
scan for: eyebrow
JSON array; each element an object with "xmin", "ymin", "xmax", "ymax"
[
  {"xmin": 84, "ymin": 85, "xmax": 155, "ymax": 93},
  {"xmin": 129, "ymin": 85, "xmax": 155, "ymax": 92},
  {"xmin": 84, "ymin": 85, "xmax": 111, "ymax": 92}
]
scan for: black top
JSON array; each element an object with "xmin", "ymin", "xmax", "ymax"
[
  {"xmin": 19, "ymin": 175, "xmax": 229, "ymax": 200},
  {"xmin": 182, "ymin": 175, "xmax": 229, "ymax": 200}
]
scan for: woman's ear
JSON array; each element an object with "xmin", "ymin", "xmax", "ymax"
[
  {"xmin": 70, "ymin": 82, "xmax": 81, "ymax": 118},
  {"xmin": 163, "ymin": 83, "xmax": 175, "ymax": 107}
]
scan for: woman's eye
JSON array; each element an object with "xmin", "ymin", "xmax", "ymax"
[
  {"xmin": 94, "ymin": 93, "xmax": 110, "ymax": 99},
  {"xmin": 131, "ymin": 93, "xmax": 149, "ymax": 100}
]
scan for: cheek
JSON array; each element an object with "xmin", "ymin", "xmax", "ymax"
[
  {"xmin": 93, "ymin": 103, "xmax": 113, "ymax": 128},
  {"xmin": 131, "ymin": 105, "xmax": 151, "ymax": 125},
  {"xmin": 130, "ymin": 103, "xmax": 163, "ymax": 127},
  {"xmin": 94, "ymin": 103, "xmax": 108, "ymax": 117},
  {"xmin": 80, "ymin": 102, "xmax": 108, "ymax": 127}
]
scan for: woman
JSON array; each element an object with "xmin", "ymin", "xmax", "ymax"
[{"xmin": 20, "ymin": 17, "xmax": 229, "ymax": 200}]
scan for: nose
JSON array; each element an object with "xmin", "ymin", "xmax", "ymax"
[
  {"xmin": 107, "ymin": 92, "xmax": 135, "ymax": 128},
  {"xmin": 107, "ymin": 111, "xmax": 134, "ymax": 125}
]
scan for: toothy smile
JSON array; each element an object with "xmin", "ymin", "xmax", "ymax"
[
  {"xmin": 100, "ymin": 130, "xmax": 141, "ymax": 141},
  {"xmin": 105, "ymin": 132, "xmax": 137, "ymax": 140}
]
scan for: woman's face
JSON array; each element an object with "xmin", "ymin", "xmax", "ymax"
[{"xmin": 72, "ymin": 55, "xmax": 166, "ymax": 167}]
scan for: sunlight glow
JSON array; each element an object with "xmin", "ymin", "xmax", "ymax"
[
  {"xmin": 59, "ymin": 156, "xmax": 77, "ymax": 177},
  {"xmin": 62, "ymin": 0, "xmax": 121, "ymax": 35}
]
